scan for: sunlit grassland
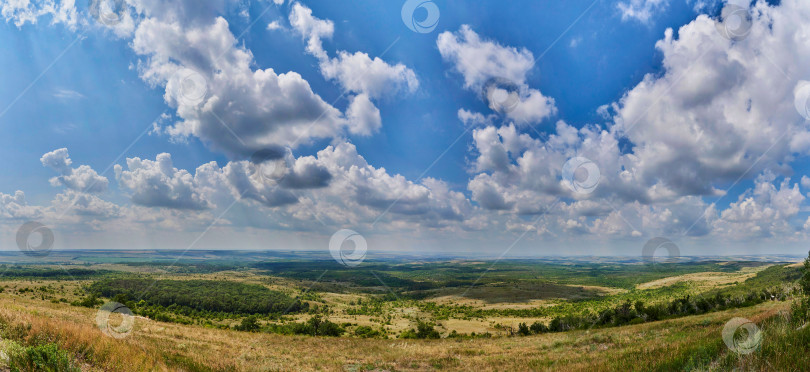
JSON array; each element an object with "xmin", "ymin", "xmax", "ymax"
[
  {"xmin": 0, "ymin": 293, "xmax": 794, "ymax": 371},
  {"xmin": 0, "ymin": 256, "xmax": 803, "ymax": 370}
]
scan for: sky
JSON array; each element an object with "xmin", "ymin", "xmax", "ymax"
[{"xmin": 1, "ymin": 0, "xmax": 810, "ymax": 258}]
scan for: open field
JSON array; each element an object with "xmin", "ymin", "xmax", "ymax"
[
  {"xmin": 0, "ymin": 251, "xmax": 806, "ymax": 371},
  {"xmin": 0, "ymin": 290, "xmax": 801, "ymax": 371}
]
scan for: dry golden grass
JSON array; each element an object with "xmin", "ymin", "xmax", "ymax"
[
  {"xmin": 635, "ymin": 265, "xmax": 771, "ymax": 290},
  {"xmin": 425, "ymin": 282, "xmax": 612, "ymax": 305},
  {"xmin": 0, "ymin": 293, "xmax": 789, "ymax": 371}
]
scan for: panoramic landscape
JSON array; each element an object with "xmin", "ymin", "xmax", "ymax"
[
  {"xmin": 0, "ymin": 250, "xmax": 808, "ymax": 370},
  {"xmin": 3, "ymin": 0, "xmax": 810, "ymax": 370}
]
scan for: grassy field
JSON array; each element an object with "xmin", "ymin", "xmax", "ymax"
[{"xmin": 0, "ymin": 252, "xmax": 805, "ymax": 371}]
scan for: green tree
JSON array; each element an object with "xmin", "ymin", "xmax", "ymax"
[
  {"xmin": 517, "ymin": 322, "xmax": 531, "ymax": 336},
  {"xmin": 415, "ymin": 321, "xmax": 441, "ymax": 339},
  {"xmin": 235, "ymin": 315, "xmax": 261, "ymax": 332}
]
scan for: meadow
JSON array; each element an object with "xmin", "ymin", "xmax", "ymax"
[{"xmin": 0, "ymin": 251, "xmax": 806, "ymax": 371}]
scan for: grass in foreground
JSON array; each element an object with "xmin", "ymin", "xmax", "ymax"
[{"xmin": 0, "ymin": 294, "xmax": 799, "ymax": 371}]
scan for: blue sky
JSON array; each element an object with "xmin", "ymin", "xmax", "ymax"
[
  {"xmin": 1, "ymin": 0, "xmax": 809, "ymax": 257},
  {"xmin": 0, "ymin": 0, "xmax": 694, "ymax": 192}
]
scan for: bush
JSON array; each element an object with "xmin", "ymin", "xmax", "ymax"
[
  {"xmin": 353, "ymin": 326, "xmax": 381, "ymax": 338},
  {"xmin": 529, "ymin": 321, "xmax": 548, "ymax": 334},
  {"xmin": 400, "ymin": 321, "xmax": 440, "ymax": 339},
  {"xmin": 71, "ymin": 293, "xmax": 102, "ymax": 308},
  {"xmin": 8, "ymin": 343, "xmax": 79, "ymax": 372},
  {"xmin": 234, "ymin": 316, "xmax": 261, "ymax": 332},
  {"xmin": 517, "ymin": 323, "xmax": 531, "ymax": 336},
  {"xmin": 287, "ymin": 316, "xmax": 344, "ymax": 337}
]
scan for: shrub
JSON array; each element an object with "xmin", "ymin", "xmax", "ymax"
[
  {"xmin": 517, "ymin": 323, "xmax": 531, "ymax": 336},
  {"xmin": 8, "ymin": 343, "xmax": 79, "ymax": 372},
  {"xmin": 71, "ymin": 294, "xmax": 102, "ymax": 308},
  {"xmin": 353, "ymin": 326, "xmax": 381, "ymax": 338},
  {"xmin": 234, "ymin": 316, "xmax": 261, "ymax": 332},
  {"xmin": 400, "ymin": 321, "xmax": 440, "ymax": 339},
  {"xmin": 529, "ymin": 321, "xmax": 548, "ymax": 334}
]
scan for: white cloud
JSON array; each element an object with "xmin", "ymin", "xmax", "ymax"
[
  {"xmin": 0, "ymin": 191, "xmax": 41, "ymax": 220},
  {"xmin": 438, "ymin": 25, "xmax": 556, "ymax": 124},
  {"xmin": 101, "ymin": 141, "xmax": 474, "ymax": 233},
  {"xmin": 53, "ymin": 88, "xmax": 85, "ymax": 100},
  {"xmin": 609, "ymin": 0, "xmax": 810, "ymax": 198},
  {"xmin": 617, "ymin": 0, "xmax": 669, "ymax": 23},
  {"xmin": 457, "ymin": 109, "xmax": 494, "ymax": 127},
  {"xmin": 114, "ymin": 153, "xmax": 211, "ymax": 210},
  {"xmin": 1, "ymin": 0, "xmax": 40, "ymax": 27},
  {"xmin": 454, "ymin": 0, "xmax": 810, "ymax": 242},
  {"xmin": 41, "ymin": 148, "xmax": 109, "ymax": 194},
  {"xmin": 288, "ymin": 2, "xmax": 333, "ymax": 59},
  {"xmin": 437, "ymin": 25, "xmax": 535, "ymax": 89},
  {"xmin": 802, "ymin": 175, "xmax": 810, "ymax": 191},
  {"xmin": 319, "ymin": 50, "xmax": 419, "ymax": 99},
  {"xmin": 52, "ymin": 190, "xmax": 119, "ymax": 218},
  {"xmin": 1, "ymin": 0, "xmax": 80, "ymax": 29},
  {"xmin": 289, "ymin": 3, "xmax": 419, "ymax": 99},
  {"xmin": 302, "ymin": 142, "xmax": 473, "ymax": 227},
  {"xmin": 131, "ymin": 15, "xmax": 349, "ymax": 155},
  {"xmin": 713, "ymin": 173, "xmax": 805, "ymax": 238},
  {"xmin": 266, "ymin": 20, "xmax": 283, "ymax": 31},
  {"xmin": 346, "ymin": 93, "xmax": 382, "ymax": 136},
  {"xmin": 9, "ymin": 0, "xmax": 810, "ymax": 250}
]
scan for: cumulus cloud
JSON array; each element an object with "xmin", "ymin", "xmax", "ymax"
[
  {"xmin": 0, "ymin": 191, "xmax": 41, "ymax": 220},
  {"xmin": 288, "ymin": 2, "xmax": 333, "ymax": 59},
  {"xmin": 1, "ymin": 0, "xmax": 80, "ymax": 29},
  {"xmin": 289, "ymin": 3, "xmax": 419, "ymax": 100},
  {"xmin": 115, "ymin": 153, "xmax": 211, "ymax": 210},
  {"xmin": 52, "ymin": 190, "xmax": 119, "ymax": 218},
  {"xmin": 617, "ymin": 0, "xmax": 669, "ymax": 23},
  {"xmin": 266, "ymin": 20, "xmax": 283, "ymax": 31},
  {"xmin": 458, "ymin": 109, "xmax": 495, "ymax": 128},
  {"xmin": 285, "ymin": 3, "xmax": 419, "ymax": 137},
  {"xmin": 9, "ymin": 0, "xmax": 810, "ymax": 250},
  {"xmin": 458, "ymin": 0, "xmax": 810, "ymax": 242},
  {"xmin": 241, "ymin": 141, "xmax": 470, "ymax": 227},
  {"xmin": 302, "ymin": 142, "xmax": 473, "ymax": 226},
  {"xmin": 713, "ymin": 173, "xmax": 805, "ymax": 238},
  {"xmin": 319, "ymin": 50, "xmax": 419, "ymax": 99},
  {"xmin": 346, "ymin": 93, "xmax": 382, "ymax": 136},
  {"xmin": 132, "ymin": 15, "xmax": 351, "ymax": 156},
  {"xmin": 437, "ymin": 25, "xmax": 535, "ymax": 89},
  {"xmin": 437, "ymin": 25, "xmax": 556, "ymax": 124},
  {"xmin": 608, "ymin": 0, "xmax": 810, "ymax": 199},
  {"xmin": 466, "ymin": 121, "xmax": 649, "ymax": 216},
  {"xmin": 41, "ymin": 148, "xmax": 109, "ymax": 194},
  {"xmin": 105, "ymin": 141, "xmax": 472, "ymax": 232}
]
